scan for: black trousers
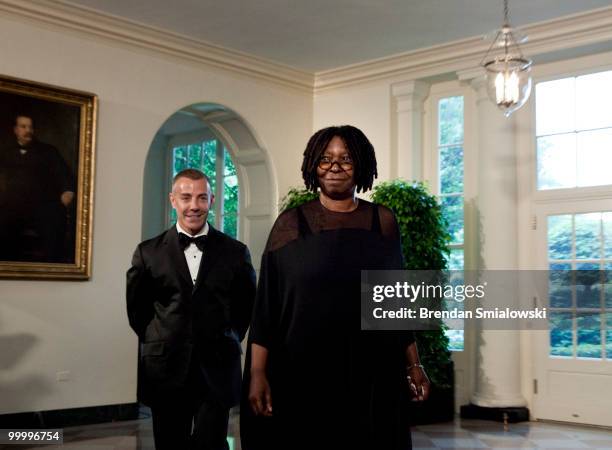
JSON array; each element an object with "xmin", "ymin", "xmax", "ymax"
[{"xmin": 150, "ymin": 367, "xmax": 230, "ymax": 450}]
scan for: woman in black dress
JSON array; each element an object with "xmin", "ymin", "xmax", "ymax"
[{"xmin": 241, "ymin": 125, "xmax": 430, "ymax": 450}]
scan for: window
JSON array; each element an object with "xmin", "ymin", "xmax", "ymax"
[
  {"xmin": 170, "ymin": 139, "xmax": 239, "ymax": 238},
  {"xmin": 438, "ymin": 95, "xmax": 465, "ymax": 351},
  {"xmin": 548, "ymin": 212, "xmax": 612, "ymax": 359},
  {"xmin": 536, "ymin": 70, "xmax": 612, "ymax": 190}
]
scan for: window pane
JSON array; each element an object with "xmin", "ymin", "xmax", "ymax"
[
  {"xmin": 173, "ymin": 146, "xmax": 188, "ymax": 174},
  {"xmin": 536, "ymin": 71, "xmax": 612, "ymax": 191},
  {"xmin": 203, "ymin": 140, "xmax": 217, "ymax": 192},
  {"xmin": 441, "ymin": 195, "xmax": 463, "ymax": 244},
  {"xmin": 576, "ymin": 71, "xmax": 612, "ymax": 131},
  {"xmin": 548, "ymin": 215, "xmax": 572, "ymax": 260},
  {"xmin": 446, "ymin": 248, "xmax": 464, "ymax": 270},
  {"xmin": 575, "ymin": 213, "xmax": 601, "ymax": 260},
  {"xmin": 207, "ymin": 209, "xmax": 216, "ymax": 226},
  {"xmin": 547, "ymin": 211, "xmax": 612, "ymax": 360},
  {"xmin": 576, "ymin": 129, "xmax": 612, "ymax": 187},
  {"xmin": 223, "ymin": 148, "xmax": 239, "ymax": 238},
  {"xmin": 438, "ymin": 96, "xmax": 464, "ymax": 352},
  {"xmin": 576, "ymin": 312, "xmax": 601, "ymax": 359},
  {"xmin": 550, "ymin": 311, "xmax": 573, "ymax": 357},
  {"xmin": 536, "ymin": 134, "xmax": 576, "ymax": 190},
  {"xmin": 187, "ymin": 143, "xmax": 203, "ymax": 168},
  {"xmin": 224, "ymin": 148, "xmax": 237, "ymax": 177},
  {"xmin": 438, "ymin": 96, "xmax": 463, "ymax": 145},
  {"xmin": 445, "ymin": 330, "xmax": 464, "ymax": 351},
  {"xmin": 606, "ymin": 312, "xmax": 612, "ymax": 360},
  {"xmin": 549, "ymin": 263, "xmax": 572, "ymax": 308},
  {"xmin": 439, "ymin": 146, "xmax": 463, "ymax": 194},
  {"xmin": 223, "ymin": 214, "xmax": 237, "ymax": 238},
  {"xmin": 224, "ymin": 176, "xmax": 238, "ymax": 207},
  {"xmin": 576, "ymin": 263, "xmax": 601, "ymax": 309},
  {"xmin": 604, "ymin": 213, "xmax": 612, "ymax": 259},
  {"xmin": 223, "ymin": 183, "xmax": 238, "ymax": 239},
  {"xmin": 443, "ymin": 273, "xmax": 465, "ymax": 355},
  {"xmin": 536, "ymin": 78, "xmax": 575, "ymax": 136},
  {"xmin": 605, "ymin": 264, "xmax": 612, "ymax": 309}
]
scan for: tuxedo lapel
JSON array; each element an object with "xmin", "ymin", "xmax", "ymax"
[
  {"xmin": 193, "ymin": 225, "xmax": 224, "ymax": 293},
  {"xmin": 163, "ymin": 227, "xmax": 192, "ymax": 291}
]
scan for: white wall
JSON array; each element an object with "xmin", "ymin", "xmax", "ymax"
[
  {"xmin": 314, "ymin": 81, "xmax": 396, "ymax": 187},
  {"xmin": 0, "ymin": 14, "xmax": 310, "ymax": 414}
]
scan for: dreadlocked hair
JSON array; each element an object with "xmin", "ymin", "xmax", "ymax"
[{"xmin": 301, "ymin": 125, "xmax": 378, "ymax": 193}]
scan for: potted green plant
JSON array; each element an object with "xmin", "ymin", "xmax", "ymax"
[
  {"xmin": 279, "ymin": 188, "xmax": 318, "ymax": 211},
  {"xmin": 372, "ymin": 179, "xmax": 454, "ymax": 424}
]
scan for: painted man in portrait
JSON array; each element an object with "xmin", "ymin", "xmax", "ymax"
[{"xmin": 0, "ymin": 114, "xmax": 75, "ymax": 262}]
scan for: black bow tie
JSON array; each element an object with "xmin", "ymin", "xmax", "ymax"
[{"xmin": 178, "ymin": 232, "xmax": 207, "ymax": 251}]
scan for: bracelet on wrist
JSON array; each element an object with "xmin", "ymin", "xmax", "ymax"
[{"xmin": 407, "ymin": 363, "xmax": 424, "ymax": 371}]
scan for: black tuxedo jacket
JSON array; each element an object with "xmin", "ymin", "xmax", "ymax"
[{"xmin": 126, "ymin": 225, "xmax": 256, "ymax": 408}]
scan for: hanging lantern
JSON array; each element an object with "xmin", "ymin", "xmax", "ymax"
[{"xmin": 481, "ymin": 1, "xmax": 532, "ymax": 117}]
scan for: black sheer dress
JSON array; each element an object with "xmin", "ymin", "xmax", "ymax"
[{"xmin": 241, "ymin": 199, "xmax": 414, "ymax": 450}]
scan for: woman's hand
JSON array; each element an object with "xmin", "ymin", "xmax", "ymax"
[
  {"xmin": 407, "ymin": 365, "xmax": 430, "ymax": 402},
  {"xmin": 249, "ymin": 369, "xmax": 273, "ymax": 416}
]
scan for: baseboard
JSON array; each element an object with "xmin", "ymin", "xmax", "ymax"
[
  {"xmin": 460, "ymin": 403, "xmax": 529, "ymax": 423},
  {"xmin": 0, "ymin": 403, "xmax": 140, "ymax": 428}
]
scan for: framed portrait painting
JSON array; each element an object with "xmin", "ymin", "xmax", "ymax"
[{"xmin": 0, "ymin": 75, "xmax": 97, "ymax": 279}]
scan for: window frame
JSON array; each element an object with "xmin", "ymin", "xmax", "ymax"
[
  {"xmin": 531, "ymin": 66, "xmax": 612, "ymax": 361},
  {"xmin": 425, "ymin": 81, "xmax": 475, "ymax": 353},
  {"xmin": 546, "ymin": 211, "xmax": 612, "ymax": 360},
  {"xmin": 530, "ymin": 63, "xmax": 612, "ymax": 204},
  {"xmin": 436, "ymin": 97, "xmax": 466, "ymax": 267},
  {"xmin": 516, "ymin": 53, "xmax": 612, "ymax": 418}
]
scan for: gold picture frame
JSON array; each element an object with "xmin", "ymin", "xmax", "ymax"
[{"xmin": 0, "ymin": 75, "xmax": 97, "ymax": 279}]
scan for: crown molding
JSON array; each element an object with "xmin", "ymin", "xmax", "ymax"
[
  {"xmin": 3, "ymin": 1, "xmax": 612, "ymax": 95},
  {"xmin": 314, "ymin": 6, "xmax": 612, "ymax": 92},
  {"xmin": 0, "ymin": 0, "xmax": 314, "ymax": 92}
]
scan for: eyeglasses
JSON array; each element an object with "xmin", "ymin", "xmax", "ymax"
[{"xmin": 318, "ymin": 156, "xmax": 353, "ymax": 171}]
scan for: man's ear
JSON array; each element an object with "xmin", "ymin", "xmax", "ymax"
[
  {"xmin": 169, "ymin": 192, "xmax": 176, "ymax": 208},
  {"xmin": 209, "ymin": 193, "xmax": 215, "ymax": 207}
]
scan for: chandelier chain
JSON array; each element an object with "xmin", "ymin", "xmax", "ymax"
[{"xmin": 504, "ymin": 0, "xmax": 509, "ymax": 25}]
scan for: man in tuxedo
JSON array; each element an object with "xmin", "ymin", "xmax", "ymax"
[{"xmin": 126, "ymin": 168, "xmax": 256, "ymax": 450}]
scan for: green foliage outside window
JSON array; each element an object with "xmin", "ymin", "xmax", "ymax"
[
  {"xmin": 371, "ymin": 180, "xmax": 453, "ymax": 388},
  {"xmin": 547, "ymin": 213, "xmax": 612, "ymax": 359},
  {"xmin": 223, "ymin": 149, "xmax": 239, "ymax": 238},
  {"xmin": 439, "ymin": 96, "xmax": 463, "ymax": 147},
  {"xmin": 438, "ymin": 96, "xmax": 465, "ymax": 350},
  {"xmin": 438, "ymin": 96, "xmax": 464, "ymax": 247}
]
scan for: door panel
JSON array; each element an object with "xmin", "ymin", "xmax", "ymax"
[{"xmin": 533, "ymin": 202, "xmax": 612, "ymax": 427}]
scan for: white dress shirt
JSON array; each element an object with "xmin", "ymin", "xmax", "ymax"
[{"xmin": 176, "ymin": 222, "xmax": 209, "ymax": 285}]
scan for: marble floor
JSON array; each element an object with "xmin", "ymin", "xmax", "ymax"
[{"xmin": 3, "ymin": 412, "xmax": 612, "ymax": 450}]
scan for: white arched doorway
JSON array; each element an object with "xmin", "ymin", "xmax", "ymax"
[{"xmin": 142, "ymin": 103, "xmax": 276, "ymax": 268}]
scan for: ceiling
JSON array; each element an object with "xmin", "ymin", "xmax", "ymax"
[{"xmin": 67, "ymin": 0, "xmax": 612, "ymax": 72}]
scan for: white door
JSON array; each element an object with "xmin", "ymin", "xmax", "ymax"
[{"xmin": 532, "ymin": 201, "xmax": 612, "ymax": 427}]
